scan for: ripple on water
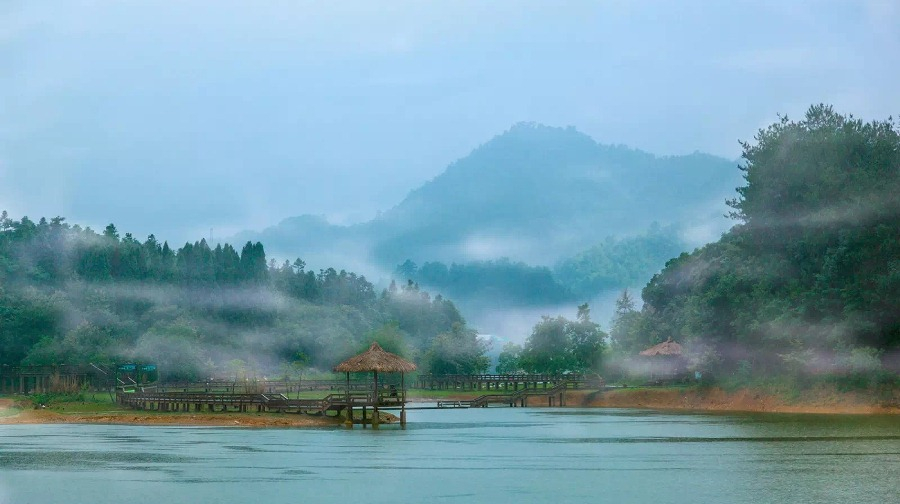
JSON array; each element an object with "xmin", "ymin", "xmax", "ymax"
[{"xmin": 0, "ymin": 450, "xmax": 197, "ymax": 470}]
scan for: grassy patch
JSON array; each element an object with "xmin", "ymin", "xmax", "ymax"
[
  {"xmin": 28, "ymin": 391, "xmax": 116, "ymax": 410},
  {"xmin": 0, "ymin": 404, "xmax": 23, "ymax": 418}
]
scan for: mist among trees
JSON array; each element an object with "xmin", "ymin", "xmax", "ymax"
[
  {"xmin": 0, "ymin": 217, "xmax": 483, "ymax": 379},
  {"xmin": 607, "ymin": 105, "xmax": 899, "ymax": 384}
]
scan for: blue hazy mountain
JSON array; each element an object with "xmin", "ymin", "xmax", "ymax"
[{"xmin": 232, "ymin": 123, "xmax": 741, "ymax": 285}]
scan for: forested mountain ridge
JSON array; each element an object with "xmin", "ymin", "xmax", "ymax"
[
  {"xmin": 391, "ymin": 225, "xmax": 685, "ymax": 310},
  {"xmin": 610, "ymin": 105, "xmax": 900, "ymax": 379},
  {"xmin": 234, "ymin": 123, "xmax": 740, "ymax": 269},
  {"xmin": 0, "ymin": 215, "xmax": 486, "ymax": 378}
]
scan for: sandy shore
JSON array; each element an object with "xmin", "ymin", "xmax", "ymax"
[
  {"xmin": 568, "ymin": 387, "xmax": 900, "ymax": 415},
  {"xmin": 411, "ymin": 387, "xmax": 898, "ymax": 415}
]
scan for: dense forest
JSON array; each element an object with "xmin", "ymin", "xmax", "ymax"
[
  {"xmin": 554, "ymin": 225, "xmax": 685, "ymax": 299},
  {"xmin": 609, "ymin": 105, "xmax": 900, "ymax": 384},
  {"xmin": 395, "ymin": 258, "xmax": 572, "ymax": 307},
  {"xmin": 393, "ymin": 226, "xmax": 686, "ymax": 309},
  {"xmin": 0, "ymin": 216, "xmax": 485, "ymax": 379}
]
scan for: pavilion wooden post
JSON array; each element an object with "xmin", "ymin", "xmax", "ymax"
[
  {"xmin": 400, "ymin": 372, "xmax": 407, "ymax": 426},
  {"xmin": 344, "ymin": 371, "xmax": 353, "ymax": 426},
  {"xmin": 372, "ymin": 370, "xmax": 380, "ymax": 427}
]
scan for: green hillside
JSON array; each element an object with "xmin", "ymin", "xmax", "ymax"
[
  {"xmin": 611, "ymin": 105, "xmax": 900, "ymax": 380},
  {"xmin": 0, "ymin": 215, "xmax": 485, "ymax": 378}
]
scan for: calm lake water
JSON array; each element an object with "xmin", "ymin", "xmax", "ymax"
[{"xmin": 1, "ymin": 407, "xmax": 898, "ymax": 504}]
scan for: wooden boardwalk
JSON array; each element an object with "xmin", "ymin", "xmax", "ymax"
[
  {"xmin": 116, "ymin": 389, "xmax": 404, "ymax": 417},
  {"xmin": 116, "ymin": 374, "xmax": 608, "ymax": 423},
  {"xmin": 416, "ymin": 373, "xmax": 597, "ymax": 391},
  {"xmin": 436, "ymin": 381, "xmax": 586, "ymax": 409},
  {"xmin": 0, "ymin": 364, "xmax": 111, "ymax": 394}
]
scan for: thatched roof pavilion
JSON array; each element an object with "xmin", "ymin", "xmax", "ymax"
[
  {"xmin": 638, "ymin": 338, "xmax": 686, "ymax": 381},
  {"xmin": 333, "ymin": 342, "xmax": 417, "ymax": 426},
  {"xmin": 334, "ymin": 342, "xmax": 417, "ymax": 373},
  {"xmin": 639, "ymin": 337, "xmax": 683, "ymax": 356}
]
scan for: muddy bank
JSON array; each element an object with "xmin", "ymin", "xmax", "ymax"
[
  {"xmin": 569, "ymin": 387, "xmax": 900, "ymax": 414},
  {"xmin": 0, "ymin": 398, "xmax": 381, "ymax": 427}
]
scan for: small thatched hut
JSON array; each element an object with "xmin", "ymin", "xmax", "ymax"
[
  {"xmin": 638, "ymin": 338, "xmax": 687, "ymax": 381},
  {"xmin": 639, "ymin": 338, "xmax": 683, "ymax": 357},
  {"xmin": 333, "ymin": 342, "xmax": 417, "ymax": 426}
]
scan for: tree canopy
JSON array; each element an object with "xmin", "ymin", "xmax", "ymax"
[{"xmin": 507, "ymin": 304, "xmax": 607, "ymax": 374}]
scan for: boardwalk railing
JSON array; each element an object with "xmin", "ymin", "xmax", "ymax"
[
  {"xmin": 156, "ymin": 379, "xmax": 377, "ymax": 395},
  {"xmin": 0, "ymin": 364, "xmax": 113, "ymax": 394}
]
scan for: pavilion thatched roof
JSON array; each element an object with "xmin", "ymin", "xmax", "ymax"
[
  {"xmin": 333, "ymin": 342, "xmax": 418, "ymax": 373},
  {"xmin": 639, "ymin": 338, "xmax": 683, "ymax": 356}
]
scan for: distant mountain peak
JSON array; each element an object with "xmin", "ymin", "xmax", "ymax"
[
  {"xmin": 230, "ymin": 124, "xmax": 741, "ymax": 272},
  {"xmin": 492, "ymin": 121, "xmax": 597, "ymax": 145}
]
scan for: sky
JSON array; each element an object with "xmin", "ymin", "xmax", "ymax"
[{"xmin": 2, "ymin": 0, "xmax": 898, "ymax": 245}]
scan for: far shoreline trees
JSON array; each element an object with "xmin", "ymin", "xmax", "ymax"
[{"xmin": 498, "ymin": 304, "xmax": 607, "ymax": 374}]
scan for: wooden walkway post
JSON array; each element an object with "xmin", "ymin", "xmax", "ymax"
[{"xmin": 372, "ymin": 370, "xmax": 379, "ymax": 427}]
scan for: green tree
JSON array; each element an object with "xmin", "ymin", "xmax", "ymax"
[
  {"xmin": 569, "ymin": 303, "xmax": 606, "ymax": 372},
  {"xmin": 609, "ymin": 289, "xmax": 643, "ymax": 354},
  {"xmin": 363, "ymin": 322, "xmax": 413, "ymax": 359},
  {"xmin": 496, "ymin": 342, "xmax": 523, "ymax": 374},
  {"xmin": 521, "ymin": 304, "xmax": 607, "ymax": 373},
  {"xmin": 520, "ymin": 316, "xmax": 571, "ymax": 373},
  {"xmin": 423, "ymin": 322, "xmax": 490, "ymax": 375}
]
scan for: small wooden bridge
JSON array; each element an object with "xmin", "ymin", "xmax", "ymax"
[{"xmin": 437, "ymin": 382, "xmax": 574, "ymax": 409}]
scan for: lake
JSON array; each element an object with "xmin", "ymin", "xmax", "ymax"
[{"xmin": 1, "ymin": 407, "xmax": 898, "ymax": 504}]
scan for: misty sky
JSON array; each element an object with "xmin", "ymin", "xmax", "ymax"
[{"xmin": 2, "ymin": 1, "xmax": 898, "ymax": 245}]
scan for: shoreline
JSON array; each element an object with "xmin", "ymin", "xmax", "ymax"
[
  {"xmin": 0, "ymin": 398, "xmax": 344, "ymax": 427},
  {"xmin": 567, "ymin": 387, "xmax": 899, "ymax": 415},
  {"xmin": 410, "ymin": 385, "xmax": 899, "ymax": 415},
  {"xmin": 2, "ymin": 386, "xmax": 897, "ymax": 427}
]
